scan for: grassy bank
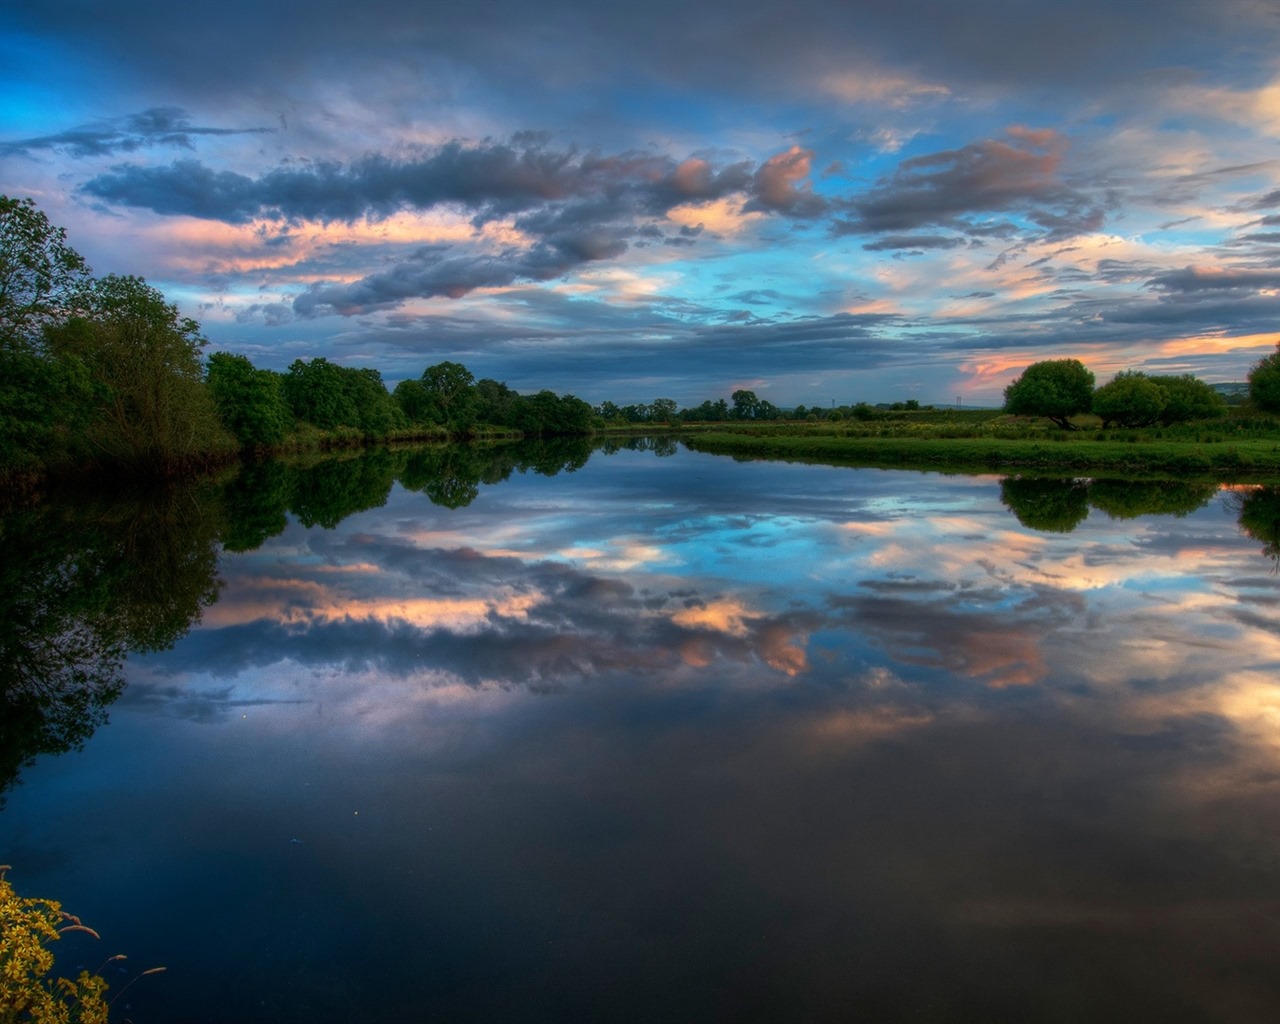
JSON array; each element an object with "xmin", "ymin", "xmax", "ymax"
[{"xmin": 682, "ymin": 429, "xmax": 1280, "ymax": 479}]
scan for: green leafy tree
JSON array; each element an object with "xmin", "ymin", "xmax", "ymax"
[
  {"xmin": 474, "ymin": 378, "xmax": 519, "ymax": 426},
  {"xmin": 393, "ymin": 378, "xmax": 440, "ymax": 425},
  {"xmin": 1247, "ymin": 344, "xmax": 1280, "ymax": 413},
  {"xmin": 1092, "ymin": 370, "xmax": 1167, "ymax": 428},
  {"xmin": 1003, "ymin": 358, "xmax": 1095, "ymax": 429},
  {"xmin": 44, "ymin": 275, "xmax": 233, "ymax": 467},
  {"xmin": 282, "ymin": 357, "xmax": 359, "ymax": 429},
  {"xmin": 344, "ymin": 366, "xmax": 403, "ymax": 437},
  {"xmin": 1148, "ymin": 373, "xmax": 1226, "ymax": 424},
  {"xmin": 510, "ymin": 390, "xmax": 594, "ymax": 436},
  {"xmin": 0, "ymin": 195, "xmax": 91, "ymax": 354},
  {"xmin": 650, "ymin": 397, "xmax": 678, "ymax": 423},
  {"xmin": 206, "ymin": 352, "xmax": 292, "ymax": 448},
  {"xmin": 731, "ymin": 389, "xmax": 762, "ymax": 420},
  {"xmin": 0, "ymin": 349, "xmax": 97, "ymax": 473},
  {"xmin": 420, "ymin": 360, "xmax": 477, "ymax": 429},
  {"xmin": 0, "ymin": 197, "xmax": 96, "ymax": 474}
]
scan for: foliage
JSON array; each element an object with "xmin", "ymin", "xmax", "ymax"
[
  {"xmin": 474, "ymin": 378, "xmax": 519, "ymax": 426},
  {"xmin": 206, "ymin": 352, "xmax": 292, "ymax": 448},
  {"xmin": 44, "ymin": 275, "xmax": 234, "ymax": 468},
  {"xmin": 1247, "ymin": 343, "xmax": 1280, "ymax": 413},
  {"xmin": 0, "ymin": 196, "xmax": 92, "ymax": 355},
  {"xmin": 0, "ymin": 871, "xmax": 109, "ymax": 1024},
  {"xmin": 1003, "ymin": 358, "xmax": 1095, "ymax": 429},
  {"xmin": 1092, "ymin": 371, "xmax": 1167, "ymax": 428},
  {"xmin": 0, "ymin": 350, "xmax": 97, "ymax": 473},
  {"xmin": 507, "ymin": 390, "xmax": 595, "ymax": 437},
  {"xmin": 282, "ymin": 358, "xmax": 350, "ymax": 430},
  {"xmin": 729, "ymin": 389, "xmax": 781, "ymax": 421},
  {"xmin": 1148, "ymin": 374, "xmax": 1226, "ymax": 424},
  {"xmin": 392, "ymin": 378, "xmax": 439, "ymax": 425},
  {"xmin": 420, "ymin": 360, "xmax": 477, "ymax": 428}
]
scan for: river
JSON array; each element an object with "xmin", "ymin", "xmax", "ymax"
[{"xmin": 3, "ymin": 440, "xmax": 1280, "ymax": 1022}]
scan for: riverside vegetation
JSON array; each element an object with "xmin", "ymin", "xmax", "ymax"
[{"xmin": 5, "ymin": 192, "xmax": 1280, "ymax": 485}]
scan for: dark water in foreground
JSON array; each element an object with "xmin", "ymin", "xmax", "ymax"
[{"xmin": 4, "ymin": 442, "xmax": 1280, "ymax": 1022}]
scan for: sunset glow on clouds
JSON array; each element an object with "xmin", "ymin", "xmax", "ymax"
[{"xmin": 3, "ymin": 0, "xmax": 1280, "ymax": 404}]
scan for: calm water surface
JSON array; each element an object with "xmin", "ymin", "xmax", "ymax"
[{"xmin": 4, "ymin": 444, "xmax": 1280, "ymax": 1022}]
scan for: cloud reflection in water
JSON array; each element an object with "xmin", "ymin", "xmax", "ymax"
[{"xmin": 27, "ymin": 447, "xmax": 1280, "ymax": 1021}]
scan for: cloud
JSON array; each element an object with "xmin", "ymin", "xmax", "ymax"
[
  {"xmin": 1, "ymin": 106, "xmax": 272, "ymax": 158},
  {"xmin": 1148, "ymin": 266, "xmax": 1280, "ymax": 295},
  {"xmin": 744, "ymin": 145, "xmax": 827, "ymax": 217},
  {"xmin": 862, "ymin": 234, "xmax": 968, "ymax": 252},
  {"xmin": 80, "ymin": 140, "xmax": 764, "ymax": 227},
  {"xmin": 291, "ymin": 229, "xmax": 632, "ymax": 315},
  {"xmin": 833, "ymin": 129, "xmax": 1104, "ymax": 242}
]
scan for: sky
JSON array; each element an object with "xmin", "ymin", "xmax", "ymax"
[{"xmin": 3, "ymin": 0, "xmax": 1280, "ymax": 407}]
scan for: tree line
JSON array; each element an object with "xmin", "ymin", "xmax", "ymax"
[
  {"xmin": 1001, "ymin": 354, "xmax": 1280, "ymax": 429},
  {"xmin": 0, "ymin": 195, "xmax": 599, "ymax": 481}
]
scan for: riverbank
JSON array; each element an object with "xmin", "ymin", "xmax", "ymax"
[{"xmin": 681, "ymin": 429, "xmax": 1280, "ymax": 479}]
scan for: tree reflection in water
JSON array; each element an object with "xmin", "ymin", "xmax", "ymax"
[
  {"xmin": 5, "ymin": 446, "xmax": 1276, "ymax": 804},
  {"xmin": 0, "ymin": 436, "xmax": 601, "ymax": 798},
  {"xmin": 0, "ymin": 485, "xmax": 222, "ymax": 803},
  {"xmin": 1000, "ymin": 474, "xmax": 1219, "ymax": 533},
  {"xmin": 1226, "ymin": 486, "xmax": 1280, "ymax": 568}
]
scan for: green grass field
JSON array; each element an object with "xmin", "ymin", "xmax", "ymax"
[{"xmin": 680, "ymin": 418, "xmax": 1280, "ymax": 479}]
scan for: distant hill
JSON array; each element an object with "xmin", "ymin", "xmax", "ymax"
[{"xmin": 1212, "ymin": 382, "xmax": 1249, "ymax": 403}]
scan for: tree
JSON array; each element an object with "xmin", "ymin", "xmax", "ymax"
[
  {"xmin": 0, "ymin": 197, "xmax": 96, "ymax": 473},
  {"xmin": 420, "ymin": 360, "xmax": 477, "ymax": 428},
  {"xmin": 1148, "ymin": 373, "xmax": 1225, "ymax": 424},
  {"xmin": 206, "ymin": 352, "xmax": 291, "ymax": 448},
  {"xmin": 1248, "ymin": 344, "xmax": 1280, "ymax": 413},
  {"xmin": 282, "ymin": 357, "xmax": 359, "ymax": 429},
  {"xmin": 1003, "ymin": 358, "xmax": 1095, "ymax": 429},
  {"xmin": 1092, "ymin": 370, "xmax": 1166, "ymax": 428},
  {"xmin": 44, "ymin": 274, "xmax": 232, "ymax": 467},
  {"xmin": 474, "ymin": 378, "xmax": 519, "ymax": 425},
  {"xmin": 0, "ymin": 195, "xmax": 91, "ymax": 353},
  {"xmin": 650, "ymin": 397, "xmax": 678, "ymax": 423},
  {"xmin": 731, "ymin": 389, "xmax": 762, "ymax": 420}
]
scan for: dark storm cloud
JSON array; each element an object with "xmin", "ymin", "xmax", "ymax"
[
  {"xmin": 833, "ymin": 131, "xmax": 1105, "ymax": 242},
  {"xmin": 290, "ymin": 232, "xmax": 630, "ymax": 315},
  {"xmin": 1148, "ymin": 267, "xmax": 1280, "ymax": 294},
  {"xmin": 80, "ymin": 141, "xmax": 759, "ymax": 226},
  {"xmin": 8, "ymin": 0, "xmax": 1263, "ymax": 117},
  {"xmin": 0, "ymin": 106, "xmax": 273, "ymax": 158},
  {"xmin": 862, "ymin": 234, "xmax": 968, "ymax": 252}
]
